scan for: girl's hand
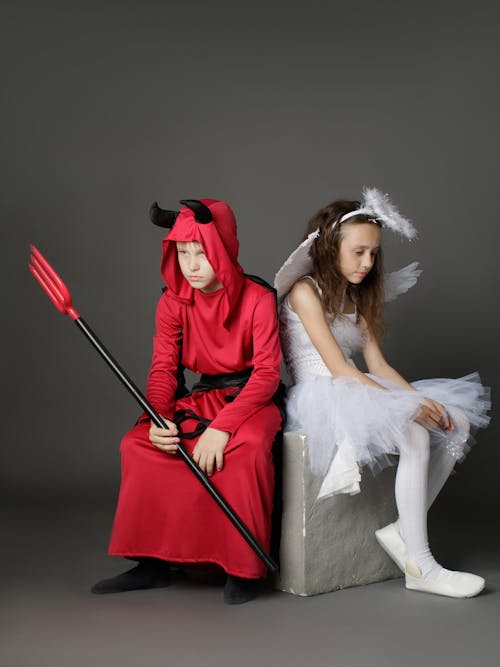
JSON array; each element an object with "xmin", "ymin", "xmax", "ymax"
[
  {"xmin": 430, "ymin": 399, "xmax": 454, "ymax": 432},
  {"xmin": 414, "ymin": 398, "xmax": 454, "ymax": 432},
  {"xmin": 149, "ymin": 417, "xmax": 180, "ymax": 454},
  {"xmin": 193, "ymin": 428, "xmax": 230, "ymax": 476}
]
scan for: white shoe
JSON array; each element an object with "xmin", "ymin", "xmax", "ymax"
[
  {"xmin": 375, "ymin": 522, "xmax": 406, "ymax": 572},
  {"xmin": 405, "ymin": 563, "xmax": 485, "ymax": 598}
]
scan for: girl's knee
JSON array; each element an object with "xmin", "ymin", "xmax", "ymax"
[
  {"xmin": 447, "ymin": 407, "xmax": 470, "ymax": 437},
  {"xmin": 402, "ymin": 422, "xmax": 431, "ymax": 461}
]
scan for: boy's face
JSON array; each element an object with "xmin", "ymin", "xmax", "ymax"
[{"xmin": 176, "ymin": 241, "xmax": 222, "ymax": 293}]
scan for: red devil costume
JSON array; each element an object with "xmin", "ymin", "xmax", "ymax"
[{"xmin": 107, "ymin": 199, "xmax": 282, "ymax": 580}]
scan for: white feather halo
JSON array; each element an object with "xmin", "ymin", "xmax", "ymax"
[{"xmin": 361, "ymin": 187, "xmax": 417, "ymax": 240}]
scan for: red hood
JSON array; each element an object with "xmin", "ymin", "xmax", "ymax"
[{"xmin": 161, "ymin": 198, "xmax": 245, "ymax": 326}]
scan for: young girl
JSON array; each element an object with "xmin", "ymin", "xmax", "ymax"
[{"xmin": 275, "ymin": 188, "xmax": 490, "ymax": 598}]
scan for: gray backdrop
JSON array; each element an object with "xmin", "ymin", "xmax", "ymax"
[{"xmin": 2, "ymin": 0, "xmax": 499, "ymax": 524}]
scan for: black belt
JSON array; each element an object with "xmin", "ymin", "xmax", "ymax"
[
  {"xmin": 174, "ymin": 368, "xmax": 253, "ymax": 439},
  {"xmin": 190, "ymin": 368, "xmax": 253, "ymax": 394}
]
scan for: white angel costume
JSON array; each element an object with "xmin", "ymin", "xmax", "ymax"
[
  {"xmin": 274, "ymin": 188, "xmax": 491, "ymax": 597},
  {"xmin": 280, "ymin": 272, "xmax": 489, "ymax": 497}
]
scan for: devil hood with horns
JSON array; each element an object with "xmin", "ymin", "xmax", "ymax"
[{"xmin": 151, "ymin": 198, "xmax": 245, "ymax": 326}]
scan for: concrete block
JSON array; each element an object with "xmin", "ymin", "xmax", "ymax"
[{"xmin": 277, "ymin": 432, "xmax": 401, "ymax": 596}]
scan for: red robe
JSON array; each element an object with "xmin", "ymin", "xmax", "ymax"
[{"xmin": 108, "ymin": 199, "xmax": 282, "ymax": 578}]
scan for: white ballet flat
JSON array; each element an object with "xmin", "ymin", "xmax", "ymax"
[
  {"xmin": 405, "ymin": 563, "xmax": 485, "ymax": 598},
  {"xmin": 375, "ymin": 522, "xmax": 406, "ymax": 572}
]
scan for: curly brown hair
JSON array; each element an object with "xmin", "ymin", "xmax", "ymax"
[{"xmin": 303, "ymin": 199, "xmax": 386, "ymax": 339}]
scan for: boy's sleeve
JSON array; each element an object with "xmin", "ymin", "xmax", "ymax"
[
  {"xmin": 209, "ymin": 290, "xmax": 282, "ymax": 434},
  {"xmin": 143, "ymin": 293, "xmax": 183, "ymax": 420}
]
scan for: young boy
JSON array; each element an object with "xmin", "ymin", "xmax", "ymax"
[{"xmin": 92, "ymin": 198, "xmax": 282, "ymax": 604}]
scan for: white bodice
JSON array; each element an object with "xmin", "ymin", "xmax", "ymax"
[{"xmin": 279, "ymin": 280, "xmax": 366, "ymax": 384}]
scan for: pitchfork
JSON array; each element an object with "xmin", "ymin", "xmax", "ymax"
[{"xmin": 28, "ymin": 244, "xmax": 278, "ymax": 574}]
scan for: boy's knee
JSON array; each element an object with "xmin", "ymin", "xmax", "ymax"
[
  {"xmin": 239, "ymin": 437, "xmax": 268, "ymax": 464},
  {"xmin": 226, "ymin": 432, "xmax": 273, "ymax": 471},
  {"xmin": 120, "ymin": 423, "xmax": 148, "ymax": 455},
  {"xmin": 120, "ymin": 432, "xmax": 135, "ymax": 457}
]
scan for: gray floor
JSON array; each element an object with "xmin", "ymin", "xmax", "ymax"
[{"xmin": 1, "ymin": 504, "xmax": 498, "ymax": 667}]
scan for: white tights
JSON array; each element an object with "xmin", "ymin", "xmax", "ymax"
[{"xmin": 395, "ymin": 410, "xmax": 469, "ymax": 577}]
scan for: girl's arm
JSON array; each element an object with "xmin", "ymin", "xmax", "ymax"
[
  {"xmin": 360, "ymin": 317, "xmax": 414, "ymax": 390},
  {"xmin": 289, "ymin": 279, "xmax": 386, "ymax": 390},
  {"xmin": 290, "ymin": 280, "xmax": 449, "ymax": 430},
  {"xmin": 360, "ymin": 316, "xmax": 453, "ymax": 431}
]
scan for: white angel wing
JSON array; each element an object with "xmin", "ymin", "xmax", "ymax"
[
  {"xmin": 273, "ymin": 230, "xmax": 319, "ymax": 301},
  {"xmin": 384, "ymin": 261, "xmax": 421, "ymax": 302}
]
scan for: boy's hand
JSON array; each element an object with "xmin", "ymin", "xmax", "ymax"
[
  {"xmin": 193, "ymin": 428, "xmax": 230, "ymax": 477},
  {"xmin": 149, "ymin": 417, "xmax": 180, "ymax": 454}
]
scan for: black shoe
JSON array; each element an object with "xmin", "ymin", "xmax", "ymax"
[
  {"xmin": 223, "ymin": 575, "xmax": 259, "ymax": 605},
  {"xmin": 91, "ymin": 558, "xmax": 171, "ymax": 594}
]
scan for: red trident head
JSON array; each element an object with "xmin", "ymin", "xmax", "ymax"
[{"xmin": 29, "ymin": 245, "xmax": 80, "ymax": 320}]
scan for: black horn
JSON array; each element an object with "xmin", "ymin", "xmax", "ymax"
[
  {"xmin": 150, "ymin": 202, "xmax": 179, "ymax": 228},
  {"xmin": 179, "ymin": 199, "xmax": 213, "ymax": 224}
]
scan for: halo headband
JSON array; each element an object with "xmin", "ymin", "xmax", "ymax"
[
  {"xmin": 333, "ymin": 187, "xmax": 417, "ymax": 240},
  {"xmin": 339, "ymin": 208, "xmax": 376, "ymax": 224}
]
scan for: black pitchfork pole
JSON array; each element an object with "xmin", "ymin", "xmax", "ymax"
[{"xmin": 28, "ymin": 244, "xmax": 278, "ymax": 574}]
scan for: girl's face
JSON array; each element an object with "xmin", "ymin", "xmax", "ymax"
[
  {"xmin": 336, "ymin": 223, "xmax": 381, "ymax": 284},
  {"xmin": 176, "ymin": 241, "xmax": 222, "ymax": 293}
]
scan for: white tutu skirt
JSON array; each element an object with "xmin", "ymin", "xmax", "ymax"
[{"xmin": 285, "ymin": 372, "xmax": 491, "ymax": 477}]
